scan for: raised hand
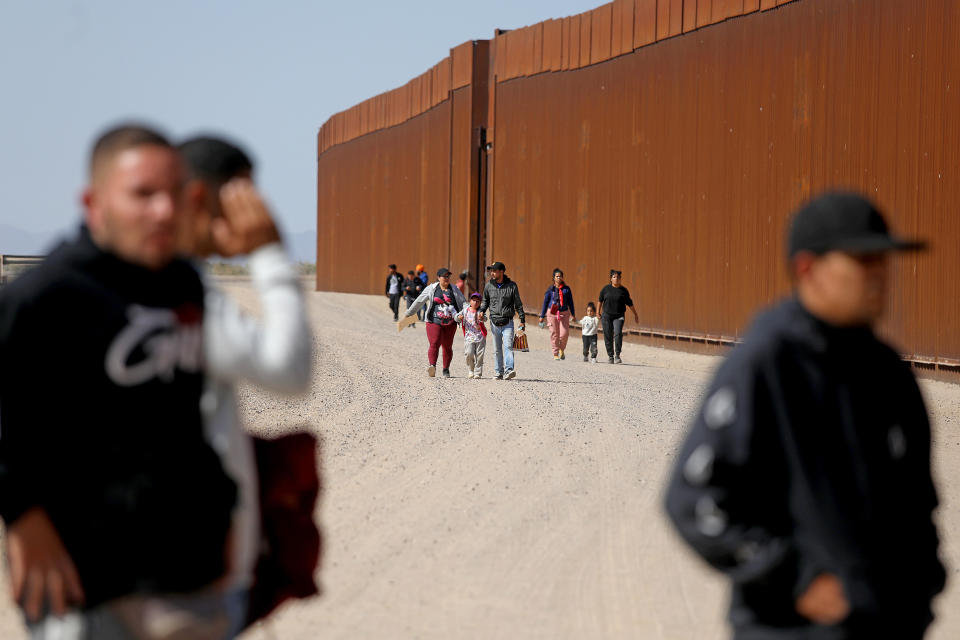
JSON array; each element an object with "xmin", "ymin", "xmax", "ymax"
[{"xmin": 212, "ymin": 179, "xmax": 282, "ymax": 257}]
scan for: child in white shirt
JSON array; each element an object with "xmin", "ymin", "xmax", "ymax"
[
  {"xmin": 457, "ymin": 293, "xmax": 487, "ymax": 378},
  {"xmin": 580, "ymin": 302, "xmax": 599, "ymax": 363}
]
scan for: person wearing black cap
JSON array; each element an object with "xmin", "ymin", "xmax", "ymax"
[
  {"xmin": 478, "ymin": 261, "xmax": 525, "ymax": 380},
  {"xmin": 385, "ymin": 264, "xmax": 403, "ymax": 322},
  {"xmin": 597, "ymin": 269, "xmax": 639, "ymax": 364},
  {"xmin": 664, "ymin": 192, "xmax": 944, "ymax": 639},
  {"xmin": 401, "ymin": 268, "xmax": 467, "ymax": 377}
]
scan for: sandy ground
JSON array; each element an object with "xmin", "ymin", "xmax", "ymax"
[{"xmin": 2, "ymin": 280, "xmax": 960, "ymax": 639}]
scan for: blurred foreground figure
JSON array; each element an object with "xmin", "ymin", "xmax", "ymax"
[
  {"xmin": 0, "ymin": 125, "xmax": 237, "ymax": 638},
  {"xmin": 178, "ymin": 136, "xmax": 318, "ymax": 632},
  {"xmin": 665, "ymin": 192, "xmax": 945, "ymax": 639}
]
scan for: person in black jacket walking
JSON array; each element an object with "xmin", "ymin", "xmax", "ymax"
[
  {"xmin": 664, "ymin": 192, "xmax": 944, "ymax": 639},
  {"xmin": 478, "ymin": 261, "xmax": 525, "ymax": 380},
  {"xmin": 385, "ymin": 264, "xmax": 403, "ymax": 321},
  {"xmin": 597, "ymin": 269, "xmax": 639, "ymax": 364},
  {"xmin": 403, "ymin": 269, "xmax": 424, "ymax": 323}
]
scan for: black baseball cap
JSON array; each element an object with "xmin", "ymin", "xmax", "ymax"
[
  {"xmin": 489, "ymin": 261, "xmax": 505, "ymax": 271},
  {"xmin": 437, "ymin": 268, "xmax": 452, "ymax": 277},
  {"xmin": 788, "ymin": 192, "xmax": 926, "ymax": 257}
]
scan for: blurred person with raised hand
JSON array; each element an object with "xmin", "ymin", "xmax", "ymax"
[
  {"xmin": 178, "ymin": 135, "xmax": 316, "ymax": 634},
  {"xmin": 0, "ymin": 124, "xmax": 237, "ymax": 639},
  {"xmin": 664, "ymin": 192, "xmax": 945, "ymax": 639}
]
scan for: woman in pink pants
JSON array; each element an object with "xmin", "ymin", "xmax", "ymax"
[{"xmin": 538, "ymin": 268, "xmax": 576, "ymax": 360}]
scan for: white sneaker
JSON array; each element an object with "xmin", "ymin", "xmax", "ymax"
[
  {"xmin": 505, "ymin": 369, "xmax": 516, "ymax": 380},
  {"xmin": 427, "ymin": 365, "xmax": 436, "ymax": 377},
  {"xmin": 590, "ymin": 357, "xmax": 597, "ymax": 363},
  {"xmin": 474, "ymin": 373, "xmax": 482, "ymax": 379},
  {"xmin": 468, "ymin": 372, "xmax": 475, "ymax": 379}
]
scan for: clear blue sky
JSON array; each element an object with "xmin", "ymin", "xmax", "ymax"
[{"xmin": 0, "ymin": 0, "xmax": 601, "ymax": 239}]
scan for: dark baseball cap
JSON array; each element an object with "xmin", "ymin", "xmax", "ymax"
[
  {"xmin": 489, "ymin": 261, "xmax": 506, "ymax": 271},
  {"xmin": 788, "ymin": 192, "xmax": 926, "ymax": 257},
  {"xmin": 437, "ymin": 267, "xmax": 453, "ymax": 277}
]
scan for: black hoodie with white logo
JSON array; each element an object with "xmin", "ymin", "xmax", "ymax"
[
  {"xmin": 0, "ymin": 227, "xmax": 236, "ymax": 608},
  {"xmin": 664, "ymin": 298, "xmax": 945, "ymax": 638}
]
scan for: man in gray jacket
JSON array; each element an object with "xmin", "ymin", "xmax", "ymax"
[{"xmin": 478, "ymin": 261, "xmax": 525, "ymax": 380}]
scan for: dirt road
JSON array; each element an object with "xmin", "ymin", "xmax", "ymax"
[{"xmin": 3, "ymin": 282, "xmax": 959, "ymax": 639}]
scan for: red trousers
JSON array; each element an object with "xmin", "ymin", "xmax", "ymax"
[{"xmin": 425, "ymin": 322, "xmax": 457, "ymax": 369}]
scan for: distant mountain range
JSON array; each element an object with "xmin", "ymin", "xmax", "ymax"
[{"xmin": 0, "ymin": 224, "xmax": 317, "ymax": 263}]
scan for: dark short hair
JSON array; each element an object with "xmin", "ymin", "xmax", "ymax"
[
  {"xmin": 90, "ymin": 123, "xmax": 172, "ymax": 180},
  {"xmin": 388, "ymin": 264, "xmax": 397, "ymax": 269},
  {"xmin": 407, "ymin": 270, "xmax": 415, "ymax": 276},
  {"xmin": 586, "ymin": 301, "xmax": 596, "ymax": 309},
  {"xmin": 553, "ymin": 268, "xmax": 563, "ymax": 277},
  {"xmin": 610, "ymin": 269, "xmax": 622, "ymax": 277},
  {"xmin": 459, "ymin": 272, "xmax": 468, "ymax": 279},
  {"xmin": 178, "ymin": 135, "xmax": 253, "ymax": 185}
]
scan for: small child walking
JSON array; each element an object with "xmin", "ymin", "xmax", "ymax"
[
  {"xmin": 458, "ymin": 293, "xmax": 487, "ymax": 378},
  {"xmin": 580, "ymin": 302, "xmax": 599, "ymax": 363}
]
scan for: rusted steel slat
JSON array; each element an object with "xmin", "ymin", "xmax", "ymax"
[
  {"xmin": 579, "ymin": 10, "xmax": 592, "ymax": 68},
  {"xmin": 543, "ymin": 19, "xmax": 563, "ymax": 71},
  {"xmin": 590, "ymin": 4, "xmax": 614, "ymax": 64},
  {"xmin": 614, "ymin": 0, "xmax": 635, "ymax": 55},
  {"xmin": 451, "ymin": 41, "xmax": 473, "ymax": 89},
  {"xmin": 634, "ymin": 0, "xmax": 657, "ymax": 48}
]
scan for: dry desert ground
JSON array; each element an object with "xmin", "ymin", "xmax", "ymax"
[{"xmin": 2, "ymin": 279, "xmax": 960, "ymax": 639}]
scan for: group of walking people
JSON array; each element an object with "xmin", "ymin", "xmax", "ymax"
[
  {"xmin": 399, "ymin": 262, "xmax": 524, "ymax": 380},
  {"xmin": 386, "ymin": 264, "xmax": 472, "ymax": 325},
  {"xmin": 536, "ymin": 268, "xmax": 640, "ymax": 364},
  {"xmin": 392, "ymin": 192, "xmax": 948, "ymax": 640},
  {"xmin": 395, "ymin": 261, "xmax": 644, "ymax": 378}
]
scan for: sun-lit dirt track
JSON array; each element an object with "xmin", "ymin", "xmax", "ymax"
[{"xmin": 2, "ymin": 281, "xmax": 959, "ymax": 639}]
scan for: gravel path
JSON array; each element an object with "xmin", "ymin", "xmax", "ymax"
[{"xmin": 2, "ymin": 281, "xmax": 960, "ymax": 639}]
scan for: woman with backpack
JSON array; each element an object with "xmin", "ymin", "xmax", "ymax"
[
  {"xmin": 538, "ymin": 268, "xmax": 575, "ymax": 360},
  {"xmin": 401, "ymin": 268, "xmax": 467, "ymax": 377}
]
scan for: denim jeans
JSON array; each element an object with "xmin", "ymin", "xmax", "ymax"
[{"xmin": 490, "ymin": 320, "xmax": 515, "ymax": 374}]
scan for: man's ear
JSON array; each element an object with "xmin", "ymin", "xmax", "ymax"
[
  {"xmin": 82, "ymin": 186, "xmax": 100, "ymax": 230},
  {"xmin": 791, "ymin": 251, "xmax": 816, "ymax": 283},
  {"xmin": 183, "ymin": 179, "xmax": 208, "ymax": 215}
]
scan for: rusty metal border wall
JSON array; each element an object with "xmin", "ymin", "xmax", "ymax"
[{"xmin": 317, "ymin": 0, "xmax": 960, "ymax": 370}]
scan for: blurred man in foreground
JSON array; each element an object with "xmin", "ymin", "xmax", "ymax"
[
  {"xmin": 0, "ymin": 124, "xmax": 237, "ymax": 638},
  {"xmin": 665, "ymin": 192, "xmax": 945, "ymax": 639}
]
